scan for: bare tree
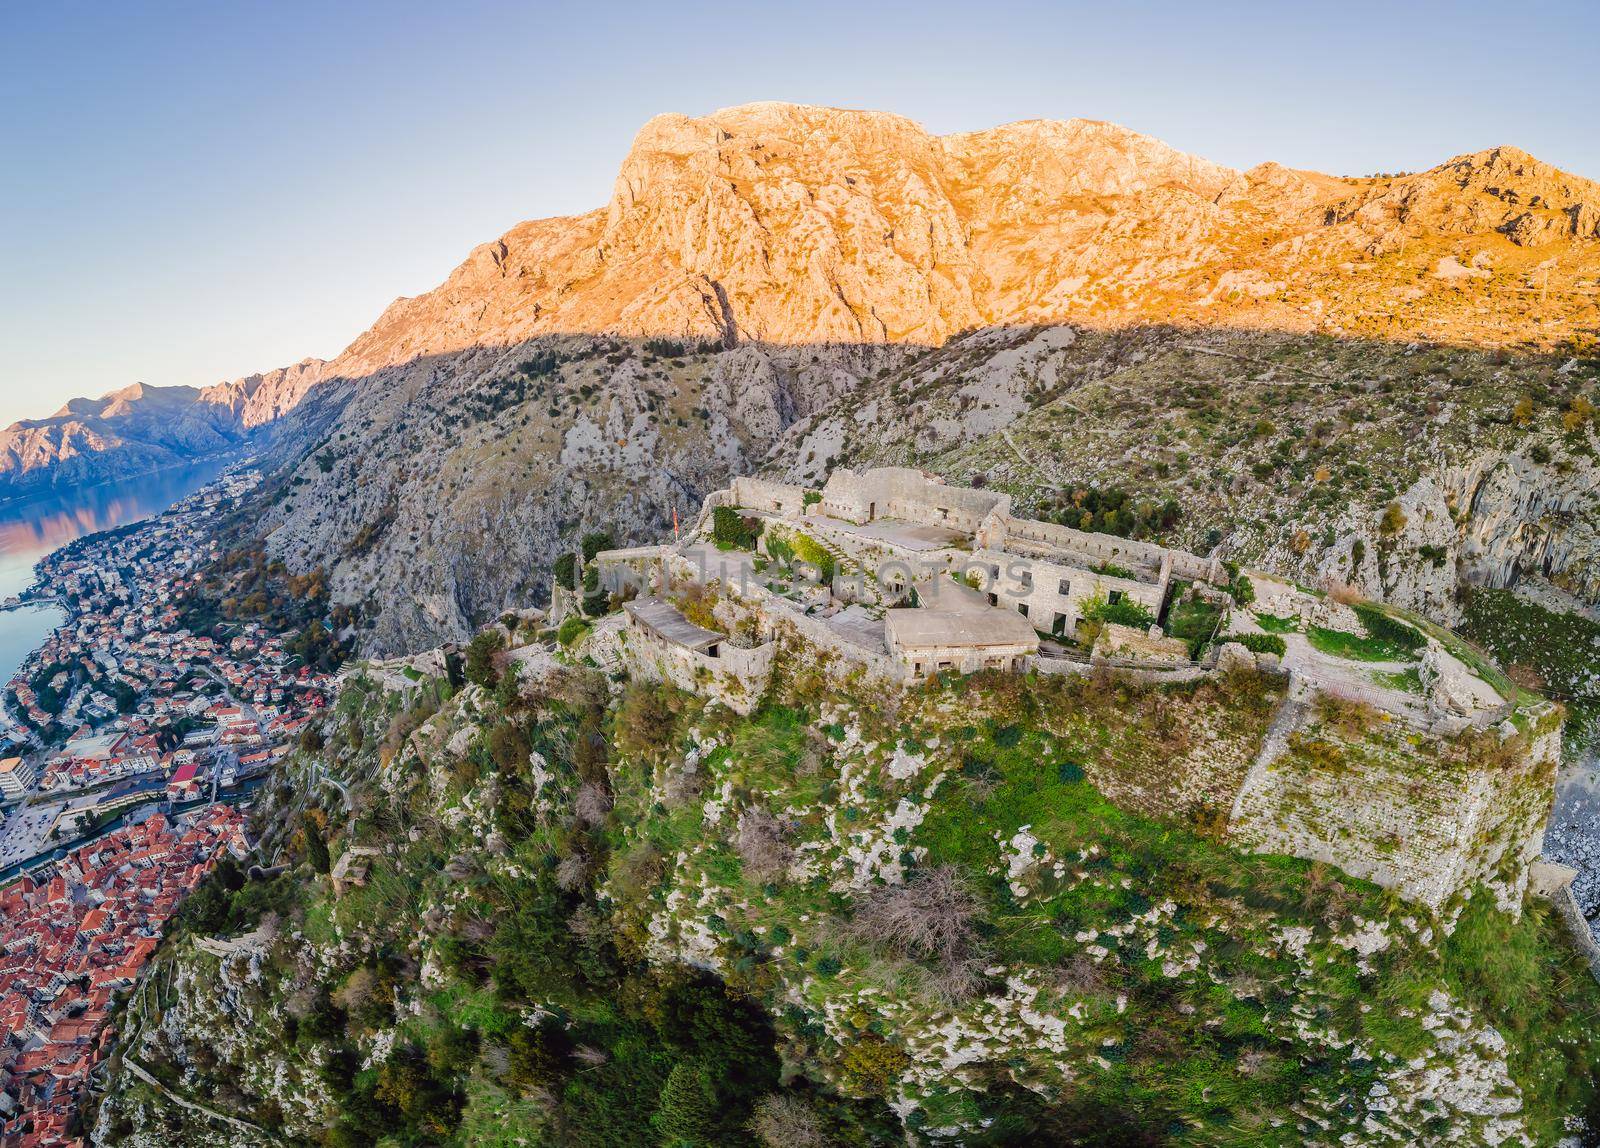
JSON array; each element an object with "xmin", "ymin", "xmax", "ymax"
[
  {"xmin": 749, "ymin": 1093, "xmax": 828, "ymax": 1148},
  {"xmin": 566, "ymin": 904, "xmax": 604, "ymax": 941},
  {"xmin": 460, "ymin": 916, "xmax": 497, "ymax": 944},
  {"xmin": 1054, "ymin": 953, "xmax": 1109, "ymax": 996},
  {"xmin": 573, "ymin": 781, "xmax": 612, "ymax": 826},
  {"xmin": 736, "ymin": 808, "xmax": 792, "ymax": 884},
  {"xmin": 849, "ymin": 866, "xmax": 989, "ymax": 1004},
  {"xmin": 554, "ymin": 852, "xmax": 589, "ymax": 892},
  {"xmin": 851, "ymin": 866, "xmax": 982, "ymax": 959}
]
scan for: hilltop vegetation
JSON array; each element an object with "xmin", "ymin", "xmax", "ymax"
[
  {"xmin": 97, "ymin": 640, "xmax": 1600, "ymax": 1146},
  {"xmin": 771, "ymin": 323, "xmax": 1600, "ymax": 629}
]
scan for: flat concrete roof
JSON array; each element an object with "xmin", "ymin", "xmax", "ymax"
[
  {"xmin": 818, "ymin": 604, "xmax": 888, "ymax": 652},
  {"xmin": 808, "ymin": 515, "xmax": 968, "ymax": 553},
  {"xmin": 64, "ymin": 732, "xmax": 125, "ymax": 760},
  {"xmin": 625, "ymin": 596, "xmax": 725, "ymax": 653},
  {"xmin": 886, "ymin": 581, "xmax": 1037, "ymax": 649}
]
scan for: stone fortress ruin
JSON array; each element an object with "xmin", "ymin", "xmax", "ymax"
[
  {"xmin": 598, "ymin": 466, "xmax": 1227, "ymax": 687},
  {"xmin": 569, "ymin": 466, "xmax": 1562, "ymax": 918},
  {"xmin": 587, "ymin": 466, "xmax": 1522, "ymax": 725}
]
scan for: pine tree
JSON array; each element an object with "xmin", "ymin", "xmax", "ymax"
[
  {"xmin": 304, "ymin": 816, "xmax": 331, "ymax": 874},
  {"xmin": 653, "ymin": 1062, "xmax": 716, "ymax": 1147}
]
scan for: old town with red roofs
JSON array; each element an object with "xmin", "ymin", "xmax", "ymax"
[
  {"xmin": 0, "ymin": 807, "xmax": 249, "ymax": 1144},
  {"xmin": 0, "ymin": 470, "xmax": 342, "ymax": 1145}
]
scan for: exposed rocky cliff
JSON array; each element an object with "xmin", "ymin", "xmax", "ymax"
[
  {"xmin": 159, "ymin": 104, "xmax": 1600, "ymax": 649},
  {"xmin": 274, "ymin": 104, "xmax": 1600, "ymax": 362}
]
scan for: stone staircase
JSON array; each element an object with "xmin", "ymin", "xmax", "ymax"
[
  {"xmin": 1226, "ymin": 695, "xmax": 1309, "ymax": 830},
  {"xmin": 583, "ymin": 614, "xmax": 627, "ymax": 672}
]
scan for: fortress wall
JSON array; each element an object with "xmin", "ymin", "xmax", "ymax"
[
  {"xmin": 768, "ymin": 609, "xmax": 903, "ymax": 684},
  {"xmin": 614, "ymin": 620, "xmax": 774, "ymax": 715},
  {"xmin": 1000, "ymin": 516, "xmax": 1215, "ymax": 583},
  {"xmin": 730, "ymin": 477, "xmax": 811, "ymax": 517},
  {"xmin": 595, "ymin": 547, "xmax": 669, "ymax": 596},
  {"xmin": 820, "ymin": 467, "xmax": 1009, "ymax": 529},
  {"xmin": 966, "ymin": 548, "xmax": 1165, "ymax": 637},
  {"xmin": 1031, "ymin": 657, "xmax": 1212, "ymax": 685}
]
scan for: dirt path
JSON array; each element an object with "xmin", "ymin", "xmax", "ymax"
[{"xmin": 120, "ymin": 1058, "xmax": 277, "ymax": 1142}]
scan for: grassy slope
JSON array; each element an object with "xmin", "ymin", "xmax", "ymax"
[
  {"xmin": 101, "ymin": 653, "xmax": 1600, "ymax": 1147},
  {"xmin": 1460, "ymin": 588, "xmax": 1600, "ymax": 760}
]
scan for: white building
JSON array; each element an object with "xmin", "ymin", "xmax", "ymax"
[{"xmin": 0, "ymin": 756, "xmax": 39, "ymax": 797}]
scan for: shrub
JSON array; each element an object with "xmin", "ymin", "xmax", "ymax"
[
  {"xmin": 303, "ymin": 815, "xmax": 330, "ymax": 874},
  {"xmin": 552, "ymin": 551, "xmax": 578, "ymax": 590},
  {"xmin": 464, "ymin": 629, "xmax": 505, "ymax": 688},
  {"xmin": 1049, "ymin": 486, "xmax": 1180, "ymax": 540},
  {"xmin": 1233, "ymin": 633, "xmax": 1286, "ymax": 657},
  {"xmin": 1354, "ymin": 603, "xmax": 1425, "ymax": 655},
  {"xmin": 614, "ymin": 682, "xmax": 681, "ymax": 760},
  {"xmin": 1082, "ymin": 593, "xmax": 1156, "ymax": 630},
  {"xmin": 765, "ymin": 533, "xmax": 795, "ymax": 568},
  {"xmin": 1564, "ymin": 395, "xmax": 1596, "ymax": 432},
  {"xmin": 771, "ymin": 528, "xmax": 835, "ymax": 581},
  {"xmin": 839, "ymin": 1034, "xmax": 912, "ymax": 1097},
  {"xmin": 654, "ymin": 1063, "xmax": 719, "ymax": 1146},
  {"xmin": 518, "ymin": 351, "xmax": 561, "ymax": 378},
  {"xmin": 556, "ymin": 616, "xmax": 589, "ymax": 647},
  {"xmin": 1379, "ymin": 502, "xmax": 1408, "ymax": 536},
  {"xmin": 712, "ymin": 506, "xmax": 761, "ymax": 550}
]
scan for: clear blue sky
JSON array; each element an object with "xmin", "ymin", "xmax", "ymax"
[{"xmin": 1, "ymin": 0, "xmax": 1594, "ymax": 427}]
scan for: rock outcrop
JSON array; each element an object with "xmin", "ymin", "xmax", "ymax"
[{"xmin": 296, "ymin": 105, "xmax": 1600, "ymax": 366}]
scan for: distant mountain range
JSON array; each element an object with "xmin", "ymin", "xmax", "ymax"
[
  {"xmin": 11, "ymin": 103, "xmax": 1599, "ymax": 650},
  {"xmin": 0, "ymin": 361, "xmax": 329, "ymax": 503}
]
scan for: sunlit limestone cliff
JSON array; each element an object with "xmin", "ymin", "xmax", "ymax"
[{"xmin": 220, "ymin": 103, "xmax": 1600, "ymax": 654}]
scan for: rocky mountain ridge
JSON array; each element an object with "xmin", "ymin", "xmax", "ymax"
[
  {"xmin": 16, "ymin": 102, "xmax": 1597, "ymax": 648},
  {"xmin": 304, "ymin": 104, "xmax": 1600, "ymax": 364},
  {"xmin": 242, "ymin": 103, "xmax": 1600, "ymax": 653},
  {"xmin": 0, "ymin": 359, "xmax": 329, "ymax": 501}
]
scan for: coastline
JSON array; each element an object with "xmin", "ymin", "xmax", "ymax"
[
  {"xmin": 0, "ymin": 447, "xmax": 243, "ymax": 514},
  {"xmin": 0, "ymin": 458, "xmax": 253, "ymax": 750}
]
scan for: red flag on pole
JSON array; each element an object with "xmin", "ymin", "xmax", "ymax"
[{"xmin": 672, "ymin": 506, "xmax": 680, "ymax": 540}]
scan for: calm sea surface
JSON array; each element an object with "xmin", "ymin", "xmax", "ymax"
[{"xmin": 0, "ymin": 460, "xmax": 229, "ymax": 691}]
